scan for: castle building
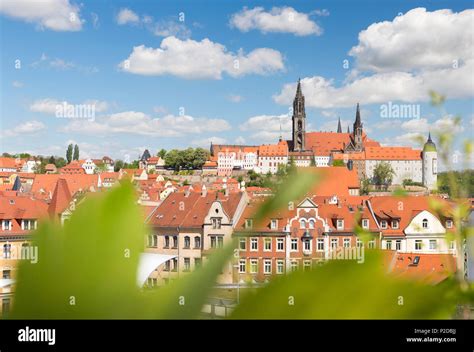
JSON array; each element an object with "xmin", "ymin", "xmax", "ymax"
[{"xmin": 211, "ymin": 80, "xmax": 437, "ymax": 190}]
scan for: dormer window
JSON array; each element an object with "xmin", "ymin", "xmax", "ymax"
[
  {"xmin": 380, "ymin": 220, "xmax": 388, "ymax": 229},
  {"xmin": 391, "ymin": 220, "xmax": 399, "ymax": 229},
  {"xmin": 2, "ymin": 220, "xmax": 12, "ymax": 231},
  {"xmin": 446, "ymin": 220, "xmax": 453, "ymax": 229},
  {"xmin": 245, "ymin": 219, "xmax": 253, "ymax": 229},
  {"xmin": 362, "ymin": 219, "xmax": 369, "ymax": 229},
  {"xmin": 422, "ymin": 219, "xmax": 428, "ymax": 229},
  {"xmin": 270, "ymin": 219, "xmax": 278, "ymax": 230},
  {"xmin": 336, "ymin": 219, "xmax": 344, "ymax": 230},
  {"xmin": 211, "ymin": 217, "xmax": 222, "ymax": 229}
]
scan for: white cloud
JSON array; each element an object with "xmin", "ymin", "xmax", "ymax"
[
  {"xmin": 30, "ymin": 53, "xmax": 98, "ymax": 73},
  {"xmin": 401, "ymin": 115, "xmax": 464, "ymax": 134},
  {"xmin": 235, "ymin": 136, "xmax": 246, "ymax": 144},
  {"xmin": 230, "ymin": 6, "xmax": 322, "ymax": 36},
  {"xmin": 30, "ymin": 98, "xmax": 109, "ymax": 114},
  {"xmin": 119, "ymin": 36, "xmax": 284, "ymax": 79},
  {"xmin": 312, "ymin": 9, "xmax": 330, "ymax": 17},
  {"xmin": 3, "ymin": 120, "xmax": 46, "ymax": 137},
  {"xmin": 0, "ymin": 0, "xmax": 83, "ymax": 31},
  {"xmin": 60, "ymin": 111, "xmax": 231, "ymax": 137},
  {"xmin": 349, "ymin": 8, "xmax": 473, "ymax": 72},
  {"xmin": 228, "ymin": 94, "xmax": 243, "ymax": 103},
  {"xmin": 240, "ymin": 114, "xmax": 291, "ymax": 142},
  {"xmin": 116, "ymin": 8, "xmax": 139, "ymax": 25},
  {"xmin": 153, "ymin": 21, "xmax": 191, "ymax": 38},
  {"xmin": 12, "ymin": 81, "xmax": 23, "ymax": 88},
  {"xmin": 274, "ymin": 8, "xmax": 474, "ymax": 108},
  {"xmin": 192, "ymin": 136, "xmax": 227, "ymax": 147}
]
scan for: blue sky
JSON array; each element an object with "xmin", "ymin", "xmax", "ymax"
[{"xmin": 0, "ymin": 0, "xmax": 472, "ymax": 167}]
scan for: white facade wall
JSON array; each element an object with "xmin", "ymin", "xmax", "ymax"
[
  {"xmin": 314, "ymin": 156, "xmax": 330, "ymax": 167},
  {"xmin": 365, "ymin": 159, "xmax": 422, "ymax": 184},
  {"xmin": 422, "ymin": 151, "xmax": 437, "ymax": 190},
  {"xmin": 258, "ymin": 156, "xmax": 288, "ymax": 174}
]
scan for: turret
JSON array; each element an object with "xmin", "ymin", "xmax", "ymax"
[{"xmin": 422, "ymin": 132, "xmax": 437, "ymax": 190}]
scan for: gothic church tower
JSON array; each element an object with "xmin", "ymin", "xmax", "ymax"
[{"xmin": 292, "ymin": 79, "xmax": 306, "ymax": 151}]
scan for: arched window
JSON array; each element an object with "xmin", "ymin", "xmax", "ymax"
[
  {"xmin": 184, "ymin": 236, "xmax": 190, "ymax": 249},
  {"xmin": 194, "ymin": 236, "xmax": 201, "ymax": 249},
  {"xmin": 309, "ymin": 219, "xmax": 315, "ymax": 229},
  {"xmin": 422, "ymin": 219, "xmax": 428, "ymax": 229},
  {"xmin": 299, "ymin": 219, "xmax": 306, "ymax": 229}
]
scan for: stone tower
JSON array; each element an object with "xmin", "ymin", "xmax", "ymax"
[
  {"xmin": 353, "ymin": 103, "xmax": 363, "ymax": 150},
  {"xmin": 422, "ymin": 132, "xmax": 437, "ymax": 190},
  {"xmin": 292, "ymin": 79, "xmax": 306, "ymax": 151}
]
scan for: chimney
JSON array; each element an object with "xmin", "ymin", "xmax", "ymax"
[
  {"xmin": 223, "ymin": 183, "xmax": 228, "ymax": 197},
  {"xmin": 201, "ymin": 184, "xmax": 207, "ymax": 197}
]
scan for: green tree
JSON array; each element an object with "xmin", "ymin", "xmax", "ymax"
[
  {"xmin": 55, "ymin": 157, "xmax": 67, "ymax": 168},
  {"xmin": 192, "ymin": 148, "xmax": 209, "ymax": 169},
  {"xmin": 360, "ymin": 176, "xmax": 371, "ymax": 195},
  {"xmin": 114, "ymin": 160, "xmax": 124, "ymax": 172},
  {"xmin": 66, "ymin": 144, "xmax": 73, "ymax": 164},
  {"xmin": 73, "ymin": 144, "xmax": 80, "ymax": 161},
  {"xmin": 48, "ymin": 155, "xmax": 56, "ymax": 165},
  {"xmin": 373, "ymin": 162, "xmax": 395, "ymax": 190},
  {"xmin": 157, "ymin": 149, "xmax": 167, "ymax": 159},
  {"xmin": 165, "ymin": 149, "xmax": 180, "ymax": 170}
]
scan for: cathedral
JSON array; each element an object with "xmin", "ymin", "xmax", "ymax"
[{"xmin": 211, "ymin": 79, "xmax": 437, "ymax": 190}]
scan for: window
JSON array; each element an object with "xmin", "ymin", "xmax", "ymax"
[
  {"xmin": 147, "ymin": 234, "xmax": 157, "ymax": 248},
  {"xmin": 194, "ymin": 258, "xmax": 202, "ymax": 268},
  {"xmin": 147, "ymin": 277, "xmax": 157, "ymax": 287},
  {"xmin": 396, "ymin": 240, "xmax": 401, "ymax": 251},
  {"xmin": 368, "ymin": 240, "xmax": 376, "ymax": 249},
  {"xmin": 429, "ymin": 240, "xmax": 437, "ymax": 250},
  {"xmin": 164, "ymin": 260, "xmax": 170, "ymax": 271},
  {"xmin": 336, "ymin": 219, "xmax": 344, "ymax": 230},
  {"xmin": 317, "ymin": 239, "xmax": 324, "ymax": 251},
  {"xmin": 2, "ymin": 220, "xmax": 12, "ymax": 231},
  {"xmin": 250, "ymin": 259, "xmax": 258, "ymax": 274},
  {"xmin": 276, "ymin": 238, "xmax": 284, "ymax": 251},
  {"xmin": 211, "ymin": 236, "xmax": 224, "ymax": 249},
  {"xmin": 299, "ymin": 219, "xmax": 306, "ymax": 229},
  {"xmin": 21, "ymin": 219, "xmax": 36, "ymax": 230},
  {"xmin": 362, "ymin": 219, "xmax": 369, "ymax": 229},
  {"xmin": 194, "ymin": 236, "xmax": 201, "ymax": 249},
  {"xmin": 212, "ymin": 217, "xmax": 222, "ymax": 229},
  {"xmin": 264, "ymin": 259, "xmax": 272, "ymax": 274},
  {"xmin": 290, "ymin": 260, "xmax": 298, "ymax": 272},
  {"xmin": 291, "ymin": 238, "xmax": 298, "ymax": 251},
  {"xmin": 276, "ymin": 260, "xmax": 284, "ymax": 274},
  {"xmin": 449, "ymin": 241, "xmax": 455, "ymax": 250},
  {"xmin": 415, "ymin": 240, "xmax": 422, "ymax": 251},
  {"xmin": 392, "ymin": 220, "xmax": 399, "ymax": 229},
  {"xmin": 330, "ymin": 238, "xmax": 338, "ymax": 249},
  {"xmin": 239, "ymin": 259, "xmax": 246, "ymax": 273},
  {"xmin": 172, "ymin": 236, "xmax": 178, "ymax": 248},
  {"xmin": 2, "ymin": 270, "xmax": 11, "ymax": 279},
  {"xmin": 356, "ymin": 239, "xmax": 363, "ymax": 248},
  {"xmin": 386, "ymin": 240, "xmax": 392, "ymax": 250},
  {"xmin": 309, "ymin": 219, "xmax": 315, "ymax": 229},
  {"xmin": 303, "ymin": 260, "xmax": 312, "ymax": 271},
  {"xmin": 303, "ymin": 239, "xmax": 311, "ymax": 252},
  {"xmin": 343, "ymin": 238, "xmax": 350, "ymax": 248},
  {"xmin": 3, "ymin": 244, "xmax": 11, "ymax": 259},
  {"xmin": 183, "ymin": 258, "xmax": 191, "ymax": 271},
  {"xmin": 245, "ymin": 219, "xmax": 253, "ymax": 229},
  {"xmin": 250, "ymin": 238, "xmax": 258, "ymax": 251},
  {"xmin": 380, "ymin": 220, "xmax": 388, "ymax": 229},
  {"xmin": 172, "ymin": 258, "xmax": 178, "ymax": 272},
  {"xmin": 239, "ymin": 238, "xmax": 246, "ymax": 251},
  {"xmin": 270, "ymin": 219, "xmax": 278, "ymax": 229},
  {"xmin": 184, "ymin": 236, "xmax": 190, "ymax": 249},
  {"xmin": 446, "ymin": 220, "xmax": 453, "ymax": 229},
  {"xmin": 422, "ymin": 219, "xmax": 428, "ymax": 229},
  {"xmin": 264, "ymin": 238, "xmax": 272, "ymax": 251},
  {"xmin": 164, "ymin": 236, "xmax": 170, "ymax": 248},
  {"xmin": 2, "ymin": 298, "xmax": 11, "ymax": 317}
]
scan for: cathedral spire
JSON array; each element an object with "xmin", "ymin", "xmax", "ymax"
[
  {"xmin": 296, "ymin": 78, "xmax": 302, "ymax": 97},
  {"xmin": 347, "ymin": 125, "xmax": 350, "ymax": 133},
  {"xmin": 355, "ymin": 103, "xmax": 362, "ymax": 128},
  {"xmin": 292, "ymin": 78, "xmax": 306, "ymax": 151},
  {"xmin": 337, "ymin": 117, "xmax": 342, "ymax": 133}
]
